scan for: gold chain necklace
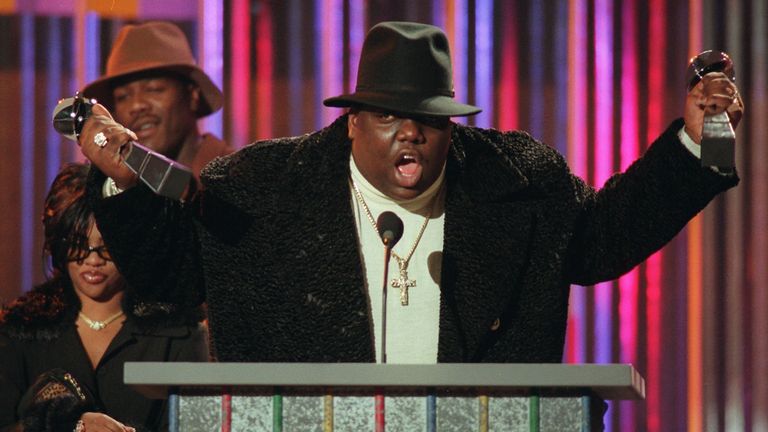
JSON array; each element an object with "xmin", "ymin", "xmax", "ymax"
[
  {"xmin": 78, "ymin": 310, "xmax": 125, "ymax": 331},
  {"xmin": 350, "ymin": 179, "xmax": 435, "ymax": 306}
]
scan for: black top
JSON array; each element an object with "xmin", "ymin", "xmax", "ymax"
[{"xmin": 0, "ymin": 279, "xmax": 209, "ymax": 432}]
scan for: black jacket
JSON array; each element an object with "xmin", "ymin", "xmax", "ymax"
[
  {"xmin": 88, "ymin": 116, "xmax": 737, "ymax": 363},
  {"xmin": 0, "ymin": 279, "xmax": 209, "ymax": 432}
]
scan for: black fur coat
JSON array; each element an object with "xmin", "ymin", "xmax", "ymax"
[{"xmin": 88, "ymin": 116, "xmax": 737, "ymax": 363}]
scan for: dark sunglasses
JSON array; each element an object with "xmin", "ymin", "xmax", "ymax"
[{"xmin": 67, "ymin": 244, "xmax": 113, "ymax": 262}]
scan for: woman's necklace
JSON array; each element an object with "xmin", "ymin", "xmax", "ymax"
[{"xmin": 78, "ymin": 310, "xmax": 125, "ymax": 331}]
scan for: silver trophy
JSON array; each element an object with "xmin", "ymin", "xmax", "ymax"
[
  {"xmin": 685, "ymin": 50, "xmax": 736, "ymax": 169},
  {"xmin": 52, "ymin": 94, "xmax": 193, "ymax": 199}
]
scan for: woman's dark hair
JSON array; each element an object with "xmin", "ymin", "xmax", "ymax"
[{"xmin": 42, "ymin": 163, "xmax": 92, "ymax": 276}]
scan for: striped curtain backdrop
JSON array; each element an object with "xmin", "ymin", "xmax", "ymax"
[{"xmin": 0, "ymin": 1, "xmax": 766, "ymax": 430}]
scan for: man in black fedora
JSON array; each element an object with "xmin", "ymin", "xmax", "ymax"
[{"xmin": 76, "ymin": 21, "xmax": 742, "ymax": 363}]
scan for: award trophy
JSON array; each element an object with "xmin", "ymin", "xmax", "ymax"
[
  {"xmin": 685, "ymin": 50, "xmax": 737, "ymax": 169},
  {"xmin": 52, "ymin": 94, "xmax": 193, "ymax": 200}
]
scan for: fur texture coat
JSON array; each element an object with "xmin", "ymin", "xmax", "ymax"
[{"xmin": 88, "ymin": 116, "xmax": 737, "ymax": 363}]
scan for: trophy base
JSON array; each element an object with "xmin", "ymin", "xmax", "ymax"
[
  {"xmin": 701, "ymin": 112, "xmax": 735, "ymax": 169},
  {"xmin": 123, "ymin": 141, "xmax": 193, "ymax": 199}
]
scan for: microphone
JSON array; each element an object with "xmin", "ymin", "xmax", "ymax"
[
  {"xmin": 52, "ymin": 94, "xmax": 193, "ymax": 200},
  {"xmin": 376, "ymin": 211, "xmax": 404, "ymax": 248},
  {"xmin": 375, "ymin": 211, "xmax": 403, "ymax": 364}
]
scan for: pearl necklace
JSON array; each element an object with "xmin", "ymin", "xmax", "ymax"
[{"xmin": 78, "ymin": 310, "xmax": 125, "ymax": 331}]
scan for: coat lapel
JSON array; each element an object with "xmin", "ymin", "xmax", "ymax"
[
  {"xmin": 274, "ymin": 116, "xmax": 375, "ymax": 361},
  {"xmin": 438, "ymin": 126, "xmax": 539, "ymax": 362}
]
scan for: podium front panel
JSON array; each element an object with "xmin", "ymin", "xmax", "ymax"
[
  {"xmin": 126, "ymin": 363, "xmax": 641, "ymax": 431},
  {"xmin": 178, "ymin": 395, "xmax": 221, "ymax": 430},
  {"xmin": 334, "ymin": 396, "xmax": 374, "ymax": 430},
  {"xmin": 170, "ymin": 393, "xmax": 600, "ymax": 431},
  {"xmin": 489, "ymin": 397, "xmax": 529, "ymax": 432},
  {"xmin": 231, "ymin": 396, "xmax": 272, "ymax": 431}
]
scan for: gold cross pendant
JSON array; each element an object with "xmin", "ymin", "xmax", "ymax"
[{"xmin": 390, "ymin": 267, "xmax": 416, "ymax": 306}]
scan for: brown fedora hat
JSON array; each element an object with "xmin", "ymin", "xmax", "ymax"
[
  {"xmin": 324, "ymin": 21, "xmax": 481, "ymax": 117},
  {"xmin": 81, "ymin": 21, "xmax": 223, "ymax": 117}
]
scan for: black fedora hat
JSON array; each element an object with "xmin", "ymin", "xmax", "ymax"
[{"xmin": 323, "ymin": 21, "xmax": 481, "ymax": 117}]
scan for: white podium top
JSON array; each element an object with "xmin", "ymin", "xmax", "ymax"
[{"xmin": 124, "ymin": 362, "xmax": 645, "ymax": 400}]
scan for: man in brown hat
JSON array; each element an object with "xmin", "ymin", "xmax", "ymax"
[
  {"xmin": 76, "ymin": 22, "xmax": 742, "ymax": 364},
  {"xmin": 81, "ymin": 21, "xmax": 232, "ymax": 183}
]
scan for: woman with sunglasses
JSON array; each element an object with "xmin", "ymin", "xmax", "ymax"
[{"xmin": 0, "ymin": 163, "xmax": 209, "ymax": 432}]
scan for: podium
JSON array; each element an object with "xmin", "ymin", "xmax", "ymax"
[{"xmin": 125, "ymin": 363, "xmax": 644, "ymax": 431}]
